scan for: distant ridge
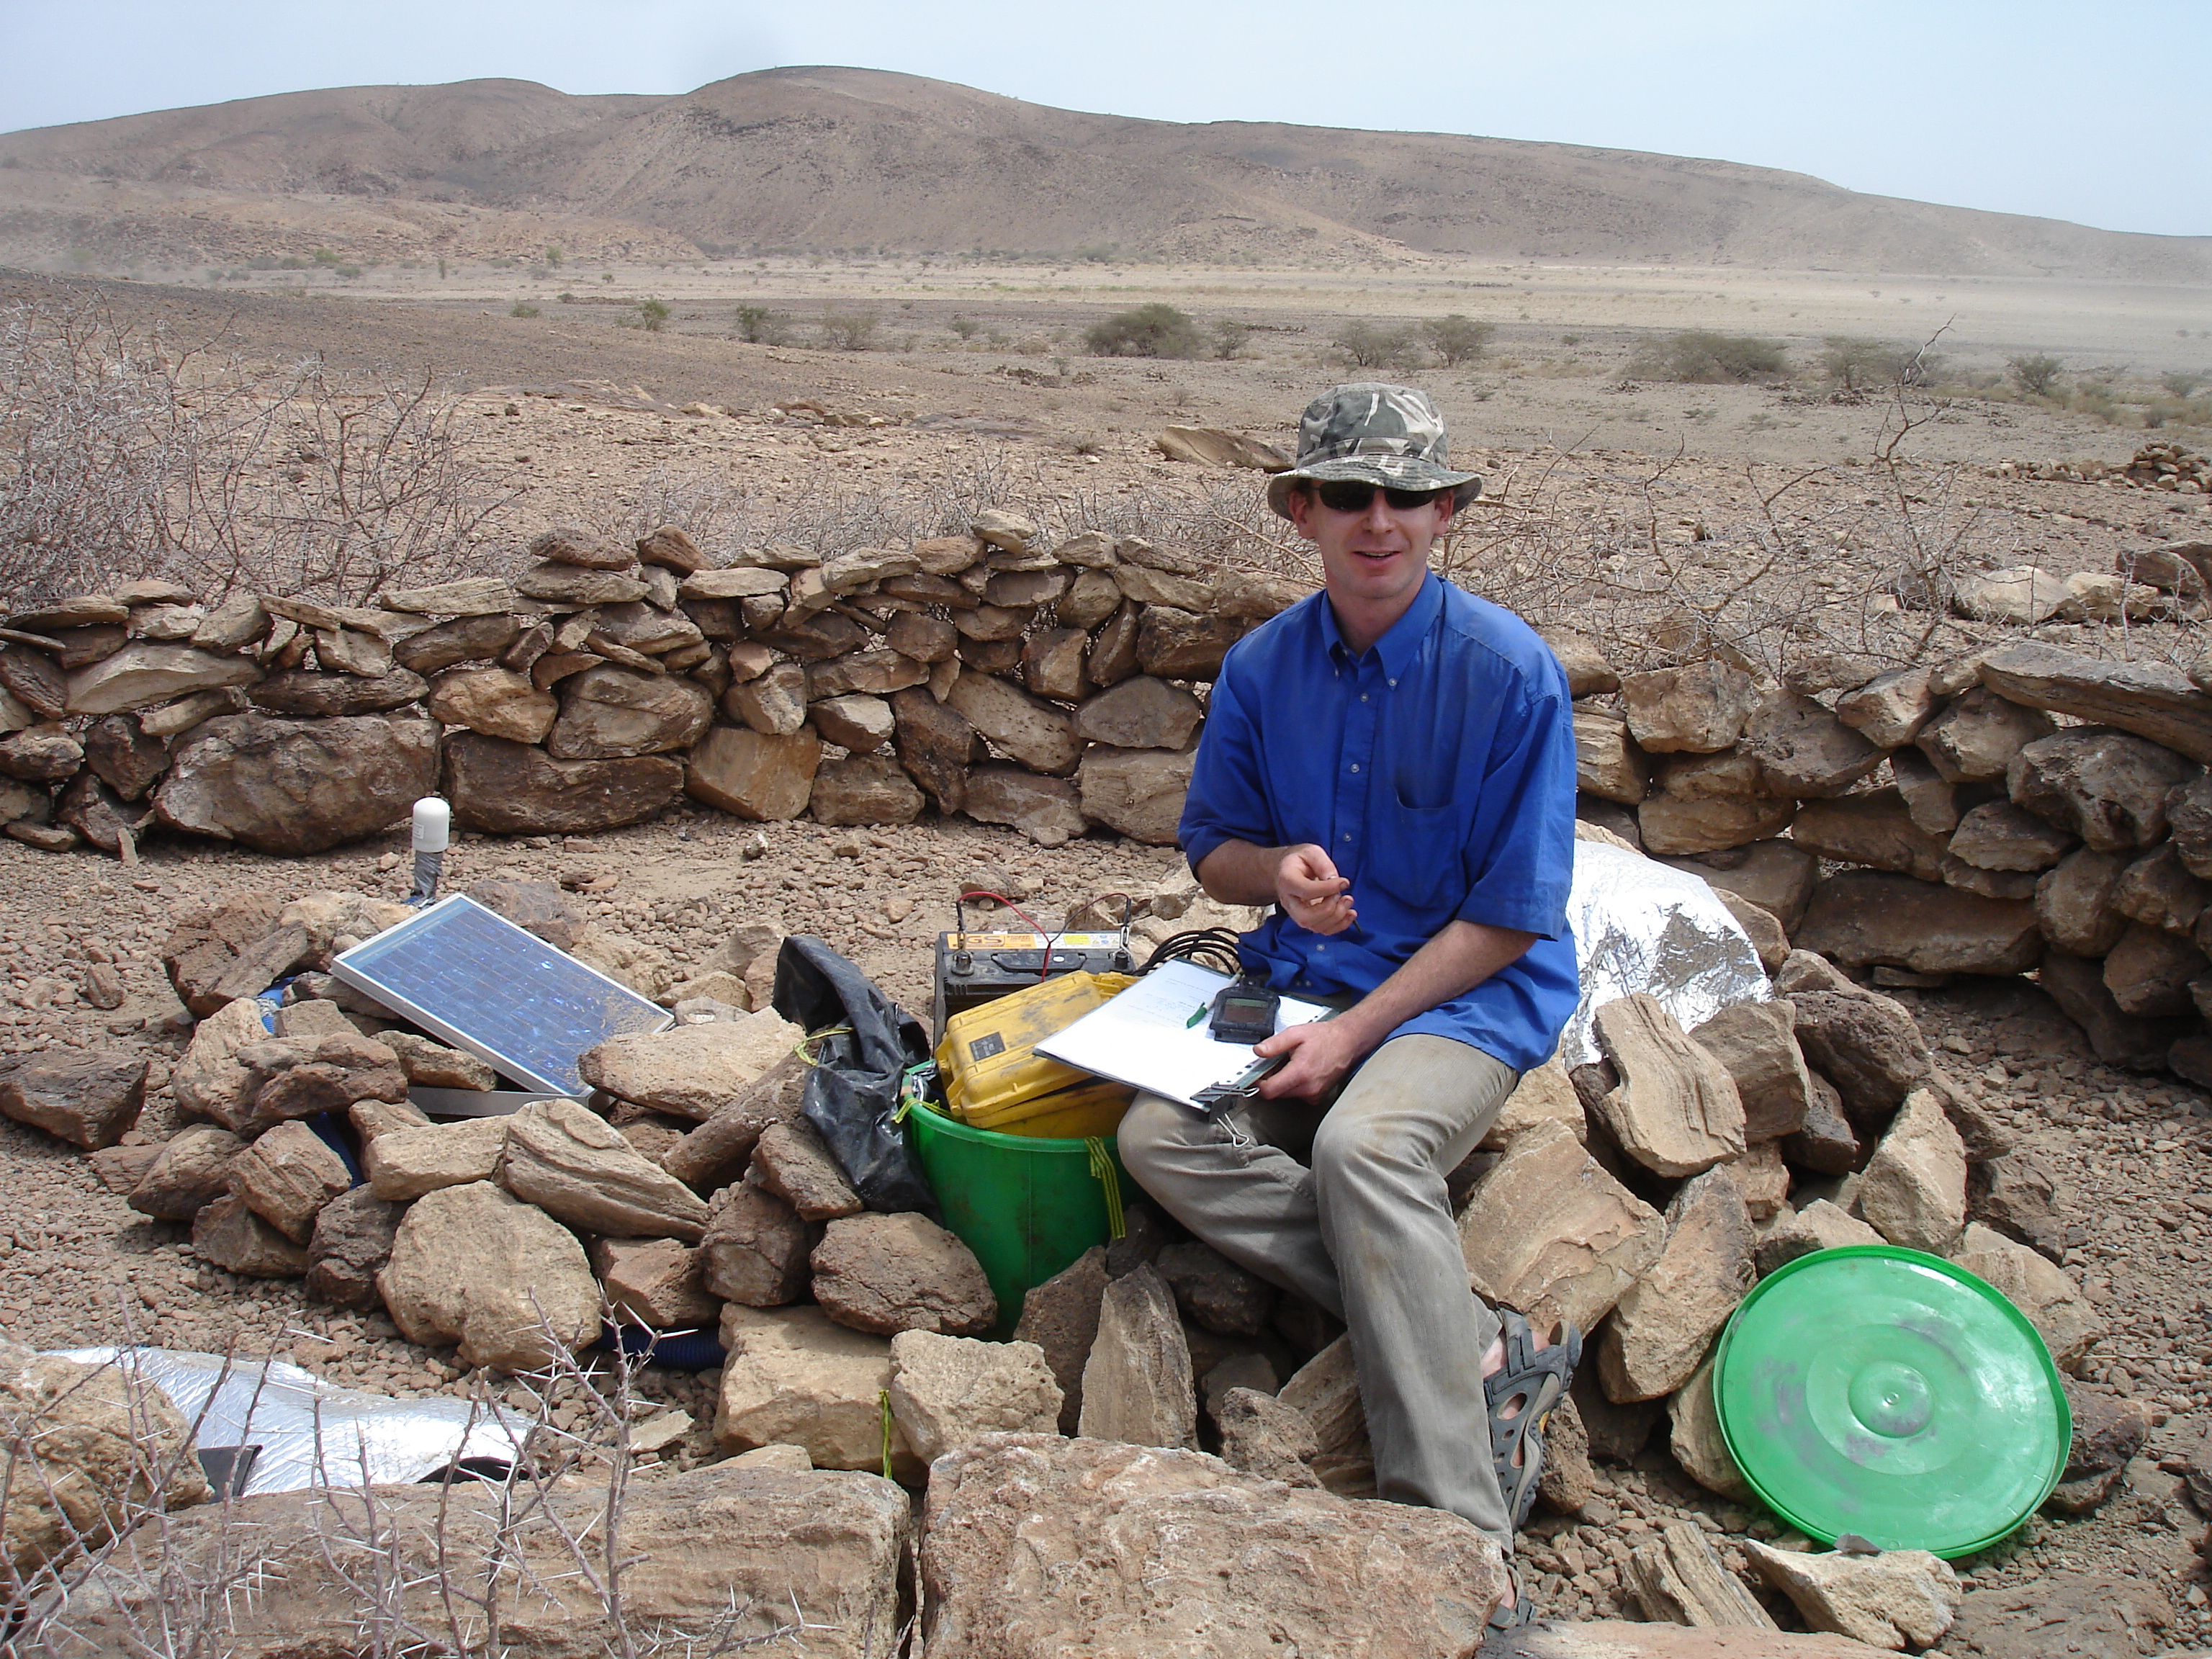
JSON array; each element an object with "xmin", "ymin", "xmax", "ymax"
[{"xmin": 2, "ymin": 66, "xmax": 2205, "ymax": 280}]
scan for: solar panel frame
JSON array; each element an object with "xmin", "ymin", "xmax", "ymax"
[{"xmin": 331, "ymin": 894, "xmax": 672, "ymax": 1096}]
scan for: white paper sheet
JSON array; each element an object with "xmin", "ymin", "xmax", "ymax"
[{"xmin": 1035, "ymin": 959, "xmax": 1334, "ymax": 1109}]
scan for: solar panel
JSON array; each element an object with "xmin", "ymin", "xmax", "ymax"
[{"xmin": 332, "ymin": 894, "xmax": 672, "ymax": 1097}]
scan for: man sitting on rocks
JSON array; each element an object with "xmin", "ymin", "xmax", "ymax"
[{"xmin": 1117, "ymin": 382, "xmax": 1582, "ymax": 1628}]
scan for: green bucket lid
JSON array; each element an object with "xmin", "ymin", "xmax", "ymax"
[{"xmin": 1712, "ymin": 1245, "xmax": 2069, "ymax": 1558}]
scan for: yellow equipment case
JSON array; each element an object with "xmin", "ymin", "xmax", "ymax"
[{"xmin": 935, "ymin": 969, "xmax": 1137, "ymax": 1139}]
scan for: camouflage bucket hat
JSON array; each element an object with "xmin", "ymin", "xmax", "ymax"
[{"xmin": 1266, "ymin": 382, "xmax": 1482, "ymax": 521}]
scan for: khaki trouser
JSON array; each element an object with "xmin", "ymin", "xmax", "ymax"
[{"xmin": 1118, "ymin": 1034, "xmax": 1520, "ymax": 1547}]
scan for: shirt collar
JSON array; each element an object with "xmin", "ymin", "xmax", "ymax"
[{"xmin": 1322, "ymin": 568, "xmax": 1442, "ymax": 675}]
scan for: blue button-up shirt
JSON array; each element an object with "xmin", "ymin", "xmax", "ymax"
[{"xmin": 1178, "ymin": 570, "xmax": 1579, "ymax": 1073}]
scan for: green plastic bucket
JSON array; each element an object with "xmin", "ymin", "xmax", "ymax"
[{"xmin": 904, "ymin": 1097, "xmax": 1130, "ymax": 1337}]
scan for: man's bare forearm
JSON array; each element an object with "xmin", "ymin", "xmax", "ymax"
[
  {"xmin": 1195, "ymin": 840, "xmax": 1306, "ymax": 907},
  {"xmin": 1329, "ymin": 918, "xmax": 1537, "ymax": 1056}
]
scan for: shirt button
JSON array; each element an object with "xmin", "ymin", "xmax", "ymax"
[
  {"xmin": 1349, "ymin": 763, "xmax": 1359, "ymax": 773},
  {"xmin": 1341, "ymin": 833, "xmax": 1352, "ymax": 842},
  {"xmin": 1388, "ymin": 678, "xmax": 1398, "ymax": 688},
  {"xmin": 1359, "ymin": 693, "xmax": 1369, "ymax": 703}
]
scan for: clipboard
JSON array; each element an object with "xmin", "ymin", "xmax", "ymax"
[{"xmin": 1033, "ymin": 958, "xmax": 1337, "ymax": 1110}]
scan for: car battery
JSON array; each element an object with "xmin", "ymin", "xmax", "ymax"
[{"xmin": 930, "ymin": 927, "xmax": 1134, "ymax": 1040}]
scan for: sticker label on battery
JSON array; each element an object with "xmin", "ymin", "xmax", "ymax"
[
  {"xmin": 948, "ymin": 932, "xmax": 1123, "ymax": 949},
  {"xmin": 968, "ymin": 1033, "xmax": 1007, "ymax": 1061}
]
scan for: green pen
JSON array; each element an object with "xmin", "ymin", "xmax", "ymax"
[{"xmin": 1186, "ymin": 1003, "xmax": 1208, "ymax": 1028}]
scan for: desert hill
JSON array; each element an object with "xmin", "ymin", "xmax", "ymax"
[{"xmin": 2, "ymin": 65, "xmax": 2206, "ymax": 279}]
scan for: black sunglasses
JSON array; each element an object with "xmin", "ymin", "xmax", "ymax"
[{"xmin": 1313, "ymin": 480, "xmax": 1448, "ymax": 514}]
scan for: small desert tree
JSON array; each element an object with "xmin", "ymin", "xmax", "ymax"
[
  {"xmin": 1334, "ymin": 320, "xmax": 1424, "ymax": 373},
  {"xmin": 819, "ymin": 309, "xmax": 880, "ymax": 351},
  {"xmin": 1819, "ymin": 336, "xmax": 1914, "ymax": 392},
  {"xmin": 1422, "ymin": 314, "xmax": 1494, "ymax": 367},
  {"xmin": 2008, "ymin": 354, "xmax": 2064, "ymax": 397},
  {"xmin": 733, "ymin": 305, "xmax": 786, "ymax": 344},
  {"xmin": 1627, "ymin": 331, "xmax": 1789, "ymax": 383},
  {"xmin": 636, "ymin": 297, "xmax": 670, "ymax": 333},
  {"xmin": 1084, "ymin": 303, "xmax": 1203, "ymax": 359},
  {"xmin": 1212, "ymin": 318, "xmax": 1254, "ymax": 360}
]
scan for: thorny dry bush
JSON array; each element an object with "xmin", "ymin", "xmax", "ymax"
[
  {"xmin": 0, "ymin": 287, "xmax": 518, "ymax": 609},
  {"xmin": 7, "ymin": 1306, "xmax": 865, "ymax": 1659},
  {"xmin": 1441, "ymin": 377, "xmax": 2206, "ymax": 678}
]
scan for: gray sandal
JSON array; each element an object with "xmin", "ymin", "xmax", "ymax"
[{"xmin": 1484, "ymin": 1308, "xmax": 1583, "ymax": 1532}]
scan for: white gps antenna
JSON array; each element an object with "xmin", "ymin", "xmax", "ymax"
[{"xmin": 408, "ymin": 796, "xmax": 451, "ymax": 907}]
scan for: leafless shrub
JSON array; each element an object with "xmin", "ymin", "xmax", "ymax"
[
  {"xmin": 0, "ymin": 284, "xmax": 518, "ymax": 608},
  {"xmin": 10, "ymin": 1308, "xmax": 847, "ymax": 1659}
]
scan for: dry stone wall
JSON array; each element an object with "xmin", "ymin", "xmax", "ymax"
[
  {"xmin": 8, "ymin": 523, "xmax": 2212, "ymax": 1083},
  {"xmin": 0, "ymin": 516, "xmax": 1305, "ymax": 861},
  {"xmin": 1560, "ymin": 541, "xmax": 2212, "ymax": 1088}
]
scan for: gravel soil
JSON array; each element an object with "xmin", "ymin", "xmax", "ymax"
[
  {"xmin": 4, "ymin": 812, "xmax": 2210, "ymax": 1654},
  {"xmin": 3, "ymin": 269, "xmax": 2211, "ymax": 1653}
]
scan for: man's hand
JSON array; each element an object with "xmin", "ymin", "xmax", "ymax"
[
  {"xmin": 1252, "ymin": 1016, "xmax": 1368, "ymax": 1102},
  {"xmin": 1275, "ymin": 844, "xmax": 1356, "ymax": 936}
]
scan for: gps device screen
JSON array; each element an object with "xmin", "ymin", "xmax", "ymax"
[{"xmin": 1209, "ymin": 984, "xmax": 1280, "ymax": 1044}]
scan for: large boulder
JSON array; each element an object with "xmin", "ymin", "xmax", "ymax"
[
  {"xmin": 442, "ymin": 732, "xmax": 684, "ymax": 833},
  {"xmin": 225, "ymin": 1119, "xmax": 352, "ymax": 1242},
  {"xmin": 1795, "ymin": 871, "xmax": 2041, "ymax": 975},
  {"xmin": 1619, "ymin": 662, "xmax": 1758, "ymax": 754},
  {"xmin": 1073, "ymin": 677, "xmax": 1204, "ymax": 749},
  {"xmin": 944, "ymin": 670, "xmax": 1082, "ymax": 774},
  {"xmin": 1790, "ymin": 790, "xmax": 1948, "ymax": 881},
  {"xmin": 1916, "ymin": 687, "xmax": 2055, "ymax": 782},
  {"xmin": 1979, "ymin": 641, "xmax": 2212, "ymax": 765},
  {"xmin": 698, "ymin": 1179, "xmax": 817, "ymax": 1307},
  {"xmin": 2006, "ymin": 727, "xmax": 2198, "ymax": 851},
  {"xmin": 250, "ymin": 667, "xmax": 428, "ymax": 719},
  {"xmin": 154, "ymin": 712, "xmax": 439, "ymax": 855},
  {"xmin": 810, "ymin": 1212, "xmax": 997, "ymax": 1337},
  {"xmin": 1076, "ymin": 745, "xmax": 1194, "ymax": 845},
  {"xmin": 1787, "ymin": 983, "xmax": 1932, "ymax": 1123},
  {"xmin": 888, "ymin": 1331, "xmax": 1064, "ymax": 1463},
  {"xmin": 545, "ymin": 665, "xmax": 711, "ymax": 760},
  {"xmin": 890, "ymin": 687, "xmax": 981, "ymax": 812},
  {"xmin": 1076, "ymin": 1264, "xmax": 1197, "ymax": 1450},
  {"xmin": 1574, "ymin": 709, "xmax": 1649, "ymax": 805},
  {"xmin": 53, "ymin": 1459, "xmax": 910, "ymax": 1659},
  {"xmin": 715, "ymin": 1303, "xmax": 922, "ymax": 1478},
  {"xmin": 684, "ymin": 724, "xmax": 821, "ymax": 821},
  {"xmin": 0, "ymin": 1339, "xmax": 211, "ymax": 1576},
  {"xmin": 920, "ymin": 1436, "xmax": 1509, "ymax": 1658},
  {"xmin": 810, "ymin": 753, "xmax": 925, "ymax": 826},
  {"xmin": 1597, "ymin": 1169, "xmax": 1755, "ymax": 1404},
  {"xmin": 579, "ymin": 1011, "xmax": 802, "ymax": 1120},
  {"xmin": 1457, "ymin": 1118, "xmax": 1665, "ymax": 1335},
  {"xmin": 1856, "ymin": 1088, "xmax": 1968, "ymax": 1254},
  {"xmin": 1590, "ymin": 994, "xmax": 1745, "ymax": 1179},
  {"xmin": 1688, "ymin": 1002, "xmax": 1810, "ymax": 1142},
  {"xmin": 423, "ymin": 665, "xmax": 557, "ymax": 743},
  {"xmin": 498, "ymin": 1097, "xmax": 711, "ymax": 1241},
  {"xmin": 0, "ymin": 1051, "xmax": 146, "ymax": 1149},
  {"xmin": 376, "ymin": 1181, "xmax": 601, "ymax": 1372},
  {"xmin": 1739, "ymin": 692, "xmax": 1884, "ymax": 798},
  {"xmin": 963, "ymin": 765, "xmax": 1087, "ymax": 848},
  {"xmin": 305, "ymin": 1186, "xmax": 405, "ymax": 1310},
  {"xmin": 65, "ymin": 643, "xmax": 261, "ymax": 716}
]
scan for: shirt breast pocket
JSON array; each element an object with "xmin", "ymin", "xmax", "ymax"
[{"xmin": 1369, "ymin": 792, "xmax": 1465, "ymax": 914}]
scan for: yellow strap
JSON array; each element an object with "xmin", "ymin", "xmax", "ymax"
[
  {"xmin": 796, "ymin": 1024, "xmax": 854, "ymax": 1066},
  {"xmin": 879, "ymin": 1388, "xmax": 894, "ymax": 1479},
  {"xmin": 1086, "ymin": 1138, "xmax": 1126, "ymax": 1240}
]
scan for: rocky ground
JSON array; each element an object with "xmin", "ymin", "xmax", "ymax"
[
  {"xmin": 4, "ymin": 804, "xmax": 2211, "ymax": 1655},
  {"xmin": 4, "ymin": 268, "xmax": 2212, "ymax": 1655}
]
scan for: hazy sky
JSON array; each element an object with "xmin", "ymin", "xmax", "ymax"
[{"xmin": 3, "ymin": 0, "xmax": 2205, "ymax": 241}]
